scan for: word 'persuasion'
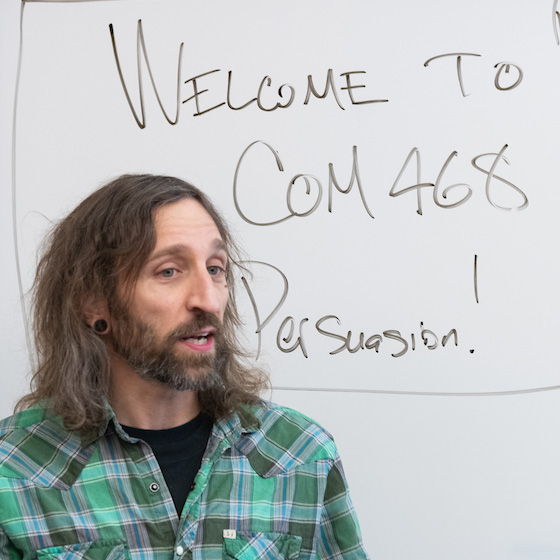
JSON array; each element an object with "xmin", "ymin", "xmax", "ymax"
[
  {"xmin": 109, "ymin": 20, "xmax": 387, "ymax": 129},
  {"xmin": 241, "ymin": 261, "xmax": 461, "ymax": 359},
  {"xmin": 233, "ymin": 141, "xmax": 529, "ymax": 225}
]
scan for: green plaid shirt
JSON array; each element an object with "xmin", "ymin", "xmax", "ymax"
[{"xmin": 0, "ymin": 401, "xmax": 368, "ymax": 560}]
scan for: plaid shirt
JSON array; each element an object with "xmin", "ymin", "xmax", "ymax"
[{"xmin": 0, "ymin": 401, "xmax": 368, "ymax": 560}]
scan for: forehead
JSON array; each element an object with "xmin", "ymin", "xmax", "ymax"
[{"xmin": 152, "ymin": 198, "xmax": 223, "ymax": 247}]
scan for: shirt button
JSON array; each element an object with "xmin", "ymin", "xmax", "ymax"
[
  {"xmin": 176, "ymin": 545, "xmax": 184, "ymax": 556},
  {"xmin": 149, "ymin": 482, "xmax": 160, "ymax": 493}
]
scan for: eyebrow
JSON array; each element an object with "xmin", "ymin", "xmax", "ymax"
[{"xmin": 148, "ymin": 239, "xmax": 228, "ymax": 263}]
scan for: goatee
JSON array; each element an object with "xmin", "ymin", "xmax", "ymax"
[{"xmin": 110, "ymin": 309, "xmax": 228, "ymax": 392}]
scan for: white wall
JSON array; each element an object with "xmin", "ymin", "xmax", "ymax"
[
  {"xmin": 1, "ymin": 0, "xmax": 29, "ymax": 418},
  {"xmin": 2, "ymin": 1, "xmax": 560, "ymax": 558}
]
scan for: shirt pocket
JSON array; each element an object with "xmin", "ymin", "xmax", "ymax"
[
  {"xmin": 222, "ymin": 532, "xmax": 302, "ymax": 560},
  {"xmin": 35, "ymin": 539, "xmax": 128, "ymax": 560}
]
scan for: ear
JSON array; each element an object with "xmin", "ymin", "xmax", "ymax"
[{"xmin": 82, "ymin": 294, "xmax": 110, "ymax": 331}]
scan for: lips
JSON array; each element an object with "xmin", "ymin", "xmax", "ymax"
[
  {"xmin": 184, "ymin": 334, "xmax": 210, "ymax": 345},
  {"xmin": 178, "ymin": 328, "xmax": 215, "ymax": 352}
]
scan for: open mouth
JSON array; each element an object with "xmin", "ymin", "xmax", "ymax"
[
  {"xmin": 178, "ymin": 330, "xmax": 215, "ymax": 351},
  {"xmin": 182, "ymin": 333, "xmax": 211, "ymax": 345}
]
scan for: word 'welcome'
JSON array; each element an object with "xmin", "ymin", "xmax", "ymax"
[{"xmin": 109, "ymin": 20, "xmax": 388, "ymax": 129}]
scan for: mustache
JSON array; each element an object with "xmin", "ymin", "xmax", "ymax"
[{"xmin": 165, "ymin": 312, "xmax": 223, "ymax": 341}]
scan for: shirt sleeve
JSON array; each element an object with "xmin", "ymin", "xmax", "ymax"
[{"xmin": 317, "ymin": 457, "xmax": 370, "ymax": 559}]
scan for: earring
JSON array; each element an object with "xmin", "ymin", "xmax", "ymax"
[{"xmin": 93, "ymin": 319, "xmax": 109, "ymax": 334}]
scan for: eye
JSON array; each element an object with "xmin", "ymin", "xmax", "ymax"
[
  {"xmin": 159, "ymin": 268, "xmax": 176, "ymax": 278},
  {"xmin": 207, "ymin": 265, "xmax": 224, "ymax": 277}
]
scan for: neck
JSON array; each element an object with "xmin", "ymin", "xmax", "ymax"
[{"xmin": 109, "ymin": 354, "xmax": 201, "ymax": 430}]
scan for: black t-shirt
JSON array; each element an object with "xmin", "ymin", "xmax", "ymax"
[{"xmin": 122, "ymin": 414, "xmax": 213, "ymax": 516}]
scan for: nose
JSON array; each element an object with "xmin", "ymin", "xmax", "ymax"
[{"xmin": 185, "ymin": 267, "xmax": 223, "ymax": 316}]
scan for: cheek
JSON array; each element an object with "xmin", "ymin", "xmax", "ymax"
[{"xmin": 131, "ymin": 292, "xmax": 178, "ymax": 320}]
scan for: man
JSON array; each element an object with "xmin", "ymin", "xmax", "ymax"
[{"xmin": 0, "ymin": 174, "xmax": 368, "ymax": 559}]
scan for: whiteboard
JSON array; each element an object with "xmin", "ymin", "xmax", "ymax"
[{"xmin": 2, "ymin": 1, "xmax": 560, "ymax": 558}]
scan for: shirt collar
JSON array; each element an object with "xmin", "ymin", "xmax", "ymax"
[
  {"xmin": 81, "ymin": 401, "xmax": 262, "ymax": 448},
  {"xmin": 213, "ymin": 405, "xmax": 260, "ymax": 444}
]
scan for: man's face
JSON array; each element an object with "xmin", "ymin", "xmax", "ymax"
[{"xmin": 109, "ymin": 198, "xmax": 230, "ymax": 391}]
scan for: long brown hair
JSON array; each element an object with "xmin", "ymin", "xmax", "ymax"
[{"xmin": 17, "ymin": 174, "xmax": 268, "ymax": 432}]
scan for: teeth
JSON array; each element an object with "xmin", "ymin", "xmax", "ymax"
[{"xmin": 185, "ymin": 335, "xmax": 208, "ymax": 345}]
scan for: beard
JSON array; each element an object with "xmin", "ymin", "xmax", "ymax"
[{"xmin": 109, "ymin": 307, "xmax": 229, "ymax": 392}]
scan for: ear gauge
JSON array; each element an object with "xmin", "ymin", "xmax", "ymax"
[{"xmin": 93, "ymin": 319, "xmax": 109, "ymax": 334}]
